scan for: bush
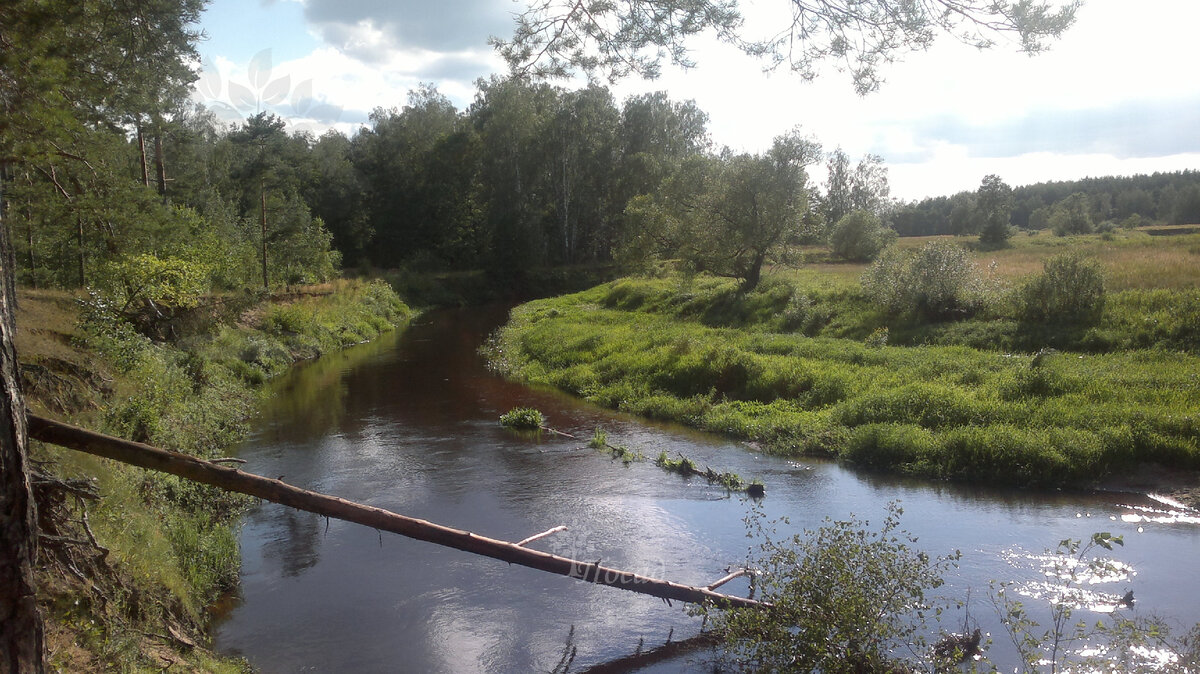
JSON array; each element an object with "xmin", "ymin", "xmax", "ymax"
[
  {"xmin": 861, "ymin": 241, "xmax": 987, "ymax": 319},
  {"xmin": 779, "ymin": 292, "xmax": 832, "ymax": 335},
  {"xmin": 499, "ymin": 407, "xmax": 545, "ymax": 429},
  {"xmin": 1018, "ymin": 252, "xmax": 1106, "ymax": 322},
  {"xmin": 1120, "ymin": 214, "xmax": 1143, "ymax": 229},
  {"xmin": 843, "ymin": 423, "xmax": 935, "ymax": 469},
  {"xmin": 75, "ymin": 291, "xmax": 151, "ymax": 372},
  {"xmin": 709, "ymin": 503, "xmax": 958, "ymax": 672},
  {"xmin": 829, "ymin": 210, "xmax": 896, "ymax": 261},
  {"xmin": 1049, "ymin": 193, "xmax": 1094, "ymax": 236}
]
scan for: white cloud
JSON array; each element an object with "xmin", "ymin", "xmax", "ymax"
[
  {"xmin": 195, "ymin": 0, "xmax": 1200, "ymax": 199},
  {"xmin": 609, "ymin": 0, "xmax": 1200, "ymax": 198},
  {"xmin": 302, "ymin": 0, "xmax": 512, "ymax": 56}
]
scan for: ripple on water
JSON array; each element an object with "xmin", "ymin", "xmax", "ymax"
[
  {"xmin": 1000, "ymin": 545, "xmax": 1135, "ymax": 612},
  {"xmin": 1116, "ymin": 499, "xmax": 1200, "ymax": 526}
]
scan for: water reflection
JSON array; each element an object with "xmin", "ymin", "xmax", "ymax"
[
  {"xmin": 256, "ymin": 329, "xmax": 401, "ymax": 443},
  {"xmin": 216, "ymin": 306, "xmax": 1200, "ymax": 672},
  {"xmin": 259, "ymin": 509, "xmax": 325, "ymax": 578}
]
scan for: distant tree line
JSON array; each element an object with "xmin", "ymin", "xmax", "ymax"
[
  {"xmin": 8, "ymin": 52, "xmax": 898, "ymax": 293},
  {"xmin": 892, "ymin": 171, "xmax": 1200, "ymax": 237},
  {"xmin": 0, "ymin": 0, "xmax": 900, "ymax": 298},
  {"xmin": 7, "ymin": 0, "xmax": 1177, "ymax": 303}
]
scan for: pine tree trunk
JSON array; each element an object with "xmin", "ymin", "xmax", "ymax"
[
  {"xmin": 137, "ymin": 124, "xmax": 150, "ymax": 188},
  {"xmin": 76, "ymin": 214, "xmax": 84, "ymax": 288},
  {"xmin": 154, "ymin": 133, "xmax": 167, "ymax": 201},
  {"xmin": 260, "ymin": 182, "xmax": 268, "ymax": 290},
  {"xmin": 25, "ymin": 201, "xmax": 35, "ymax": 290},
  {"xmin": 0, "ymin": 189, "xmax": 46, "ymax": 673}
]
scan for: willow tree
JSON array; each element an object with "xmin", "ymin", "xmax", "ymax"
[
  {"xmin": 494, "ymin": 0, "xmax": 1079, "ymax": 94},
  {"xmin": 977, "ymin": 173, "xmax": 1014, "ymax": 244},
  {"xmin": 628, "ymin": 128, "xmax": 820, "ymax": 291}
]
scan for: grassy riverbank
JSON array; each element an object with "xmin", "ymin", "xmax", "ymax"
[
  {"xmin": 17, "ymin": 279, "xmax": 411, "ymax": 672},
  {"xmin": 489, "ymin": 233, "xmax": 1200, "ymax": 492}
]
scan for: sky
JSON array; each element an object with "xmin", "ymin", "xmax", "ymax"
[{"xmin": 192, "ymin": 0, "xmax": 1200, "ymax": 202}]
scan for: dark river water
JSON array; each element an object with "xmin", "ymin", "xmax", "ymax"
[{"xmin": 214, "ymin": 306, "xmax": 1200, "ymax": 672}]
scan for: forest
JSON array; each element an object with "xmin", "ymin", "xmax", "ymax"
[
  {"xmin": 892, "ymin": 171, "xmax": 1200, "ymax": 237},
  {"xmin": 8, "ymin": 24, "xmax": 1200, "ymax": 301}
]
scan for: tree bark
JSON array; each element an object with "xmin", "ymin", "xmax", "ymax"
[
  {"xmin": 739, "ymin": 250, "xmax": 765, "ymax": 293},
  {"xmin": 260, "ymin": 182, "xmax": 268, "ymax": 290},
  {"xmin": 0, "ymin": 192, "xmax": 46, "ymax": 673},
  {"xmin": 75, "ymin": 213, "xmax": 84, "ymax": 288},
  {"xmin": 136, "ymin": 124, "xmax": 150, "ymax": 188},
  {"xmin": 153, "ymin": 132, "xmax": 167, "ymax": 201},
  {"xmin": 24, "ymin": 200, "xmax": 35, "ymax": 290},
  {"xmin": 28, "ymin": 415, "xmax": 765, "ymax": 611}
]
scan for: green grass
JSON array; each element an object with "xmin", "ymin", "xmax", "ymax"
[
  {"xmin": 488, "ymin": 273, "xmax": 1199, "ymax": 487},
  {"xmin": 18, "ymin": 279, "xmax": 411, "ymax": 672}
]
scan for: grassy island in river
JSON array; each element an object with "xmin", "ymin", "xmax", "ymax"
[{"xmin": 488, "ymin": 230, "xmax": 1200, "ymax": 493}]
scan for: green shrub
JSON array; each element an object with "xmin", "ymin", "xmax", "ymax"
[
  {"xmin": 864, "ymin": 326, "xmax": 888, "ymax": 347},
  {"xmin": 709, "ymin": 504, "xmax": 957, "ymax": 672},
  {"xmin": 843, "ymin": 423, "xmax": 935, "ymax": 469},
  {"xmin": 238, "ymin": 335, "xmax": 293, "ymax": 376},
  {"xmin": 1018, "ymin": 252, "xmax": 1106, "ymax": 322},
  {"xmin": 779, "ymin": 292, "xmax": 834, "ymax": 335},
  {"xmin": 499, "ymin": 407, "xmax": 545, "ymax": 429},
  {"xmin": 588, "ymin": 427, "xmax": 608, "ymax": 448},
  {"xmin": 1049, "ymin": 193, "xmax": 1094, "ymax": 236},
  {"xmin": 862, "ymin": 241, "xmax": 987, "ymax": 319},
  {"xmin": 75, "ymin": 291, "xmax": 152, "ymax": 372},
  {"xmin": 264, "ymin": 304, "xmax": 316, "ymax": 335},
  {"xmin": 834, "ymin": 382, "xmax": 989, "ymax": 429},
  {"xmin": 829, "ymin": 210, "xmax": 896, "ymax": 261}
]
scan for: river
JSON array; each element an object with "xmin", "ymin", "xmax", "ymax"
[{"xmin": 215, "ymin": 305, "xmax": 1200, "ymax": 672}]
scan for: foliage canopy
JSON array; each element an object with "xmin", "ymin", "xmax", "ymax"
[
  {"xmin": 707, "ymin": 503, "xmax": 958, "ymax": 671},
  {"xmin": 494, "ymin": 0, "xmax": 1079, "ymax": 94},
  {"xmin": 829, "ymin": 209, "xmax": 895, "ymax": 261}
]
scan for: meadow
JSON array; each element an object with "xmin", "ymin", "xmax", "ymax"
[{"xmin": 489, "ymin": 230, "xmax": 1200, "ymax": 488}]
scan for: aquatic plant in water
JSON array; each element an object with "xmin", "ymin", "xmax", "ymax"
[{"xmin": 500, "ymin": 407, "xmax": 546, "ymax": 430}]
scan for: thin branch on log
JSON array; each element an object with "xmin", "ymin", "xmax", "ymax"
[
  {"xmin": 79, "ymin": 508, "xmax": 108, "ymax": 560},
  {"xmin": 30, "ymin": 471, "xmax": 100, "ymax": 501},
  {"xmin": 27, "ymin": 415, "xmax": 766, "ymax": 610},
  {"xmin": 539, "ymin": 425, "xmax": 579, "ymax": 439},
  {"xmin": 209, "ymin": 457, "xmax": 247, "ymax": 465},
  {"xmin": 706, "ymin": 568, "xmax": 749, "ymax": 591},
  {"xmin": 517, "ymin": 525, "xmax": 568, "ymax": 547}
]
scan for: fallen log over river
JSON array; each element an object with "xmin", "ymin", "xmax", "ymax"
[{"xmin": 28, "ymin": 414, "xmax": 764, "ymax": 610}]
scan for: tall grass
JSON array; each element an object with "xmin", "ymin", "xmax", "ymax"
[
  {"xmin": 800, "ymin": 228, "xmax": 1200, "ymax": 291},
  {"xmin": 489, "ymin": 271, "xmax": 1199, "ymax": 487}
]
